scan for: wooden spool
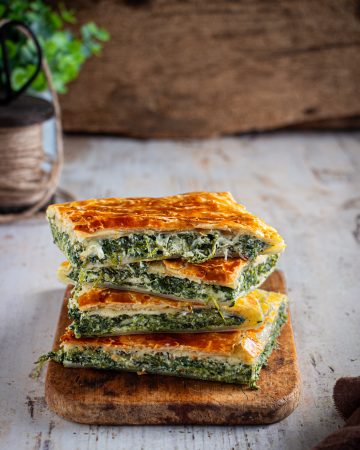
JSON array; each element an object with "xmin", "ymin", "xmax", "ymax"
[{"xmin": 0, "ymin": 20, "xmax": 64, "ymax": 223}]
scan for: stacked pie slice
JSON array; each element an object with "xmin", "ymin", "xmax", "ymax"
[{"xmin": 41, "ymin": 192, "xmax": 287, "ymax": 388}]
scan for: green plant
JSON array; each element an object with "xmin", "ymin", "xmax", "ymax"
[{"xmin": 0, "ymin": 1, "xmax": 109, "ymax": 93}]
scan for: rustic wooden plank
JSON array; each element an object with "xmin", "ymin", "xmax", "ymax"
[
  {"xmin": 60, "ymin": 0, "xmax": 360, "ymax": 138},
  {"xmin": 45, "ymin": 271, "xmax": 300, "ymax": 425}
]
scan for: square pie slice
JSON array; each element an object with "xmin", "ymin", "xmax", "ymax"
[{"xmin": 47, "ymin": 192, "xmax": 285, "ymax": 266}]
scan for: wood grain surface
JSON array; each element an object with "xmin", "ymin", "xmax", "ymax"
[
  {"xmin": 60, "ymin": 0, "xmax": 360, "ymax": 138},
  {"xmin": 45, "ymin": 270, "xmax": 300, "ymax": 425}
]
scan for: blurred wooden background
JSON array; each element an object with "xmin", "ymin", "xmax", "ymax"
[{"xmin": 61, "ymin": 0, "xmax": 360, "ymax": 138}]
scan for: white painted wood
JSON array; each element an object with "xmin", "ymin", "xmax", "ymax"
[{"xmin": 1, "ymin": 132, "xmax": 359, "ymax": 450}]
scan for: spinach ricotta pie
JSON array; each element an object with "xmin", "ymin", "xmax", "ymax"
[
  {"xmin": 66, "ymin": 287, "xmax": 274, "ymax": 337},
  {"xmin": 46, "ymin": 192, "xmax": 285, "ymax": 266},
  {"xmin": 40, "ymin": 290, "xmax": 288, "ymax": 387},
  {"xmin": 58, "ymin": 254, "xmax": 279, "ymax": 305}
]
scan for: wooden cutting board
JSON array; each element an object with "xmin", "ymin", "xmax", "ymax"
[{"xmin": 45, "ymin": 271, "xmax": 300, "ymax": 425}]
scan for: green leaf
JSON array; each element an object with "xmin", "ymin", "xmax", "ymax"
[
  {"xmin": 5, "ymin": 41, "xmax": 18, "ymax": 59},
  {"xmin": 49, "ymin": 12, "xmax": 63, "ymax": 30},
  {"xmin": 58, "ymin": 55, "xmax": 80, "ymax": 80},
  {"xmin": 59, "ymin": 3, "xmax": 76, "ymax": 24},
  {"xmin": 51, "ymin": 31, "xmax": 69, "ymax": 48},
  {"xmin": 1, "ymin": 0, "xmax": 109, "ymax": 93},
  {"xmin": 96, "ymin": 28, "xmax": 110, "ymax": 42},
  {"xmin": 30, "ymin": 70, "xmax": 46, "ymax": 91},
  {"xmin": 11, "ymin": 65, "xmax": 34, "ymax": 90},
  {"xmin": 81, "ymin": 22, "xmax": 98, "ymax": 39}
]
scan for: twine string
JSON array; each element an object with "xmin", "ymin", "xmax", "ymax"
[{"xmin": 0, "ymin": 124, "xmax": 49, "ymax": 206}]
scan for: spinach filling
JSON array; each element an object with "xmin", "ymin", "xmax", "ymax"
[
  {"xmin": 67, "ymin": 254, "xmax": 278, "ymax": 305},
  {"xmin": 68, "ymin": 304, "xmax": 246, "ymax": 337},
  {"xmin": 239, "ymin": 254, "xmax": 279, "ymax": 294},
  {"xmin": 49, "ymin": 220, "xmax": 84, "ymax": 266},
  {"xmin": 42, "ymin": 303, "xmax": 287, "ymax": 388},
  {"xmin": 49, "ymin": 220, "xmax": 269, "ymax": 266}
]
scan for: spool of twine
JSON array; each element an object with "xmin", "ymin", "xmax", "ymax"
[
  {"xmin": 0, "ymin": 19, "xmax": 65, "ymax": 224},
  {"xmin": 0, "ymin": 124, "xmax": 49, "ymax": 207}
]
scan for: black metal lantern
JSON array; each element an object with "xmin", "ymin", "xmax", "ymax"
[{"xmin": 0, "ymin": 19, "xmax": 63, "ymax": 223}]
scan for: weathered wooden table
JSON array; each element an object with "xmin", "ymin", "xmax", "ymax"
[{"xmin": 1, "ymin": 132, "xmax": 359, "ymax": 449}]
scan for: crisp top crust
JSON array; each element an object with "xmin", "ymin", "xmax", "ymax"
[
  {"xmin": 62, "ymin": 290, "xmax": 286, "ymax": 362},
  {"xmin": 76, "ymin": 286, "xmax": 262, "ymax": 315},
  {"xmin": 47, "ymin": 192, "xmax": 284, "ymax": 246}
]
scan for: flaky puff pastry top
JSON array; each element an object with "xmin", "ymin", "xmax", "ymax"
[
  {"xmin": 47, "ymin": 192, "xmax": 285, "ymax": 252},
  {"xmin": 61, "ymin": 290, "xmax": 287, "ymax": 365}
]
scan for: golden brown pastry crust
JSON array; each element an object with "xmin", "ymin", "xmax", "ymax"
[
  {"xmin": 60, "ymin": 320, "xmax": 272, "ymax": 362},
  {"xmin": 159, "ymin": 258, "xmax": 246, "ymax": 287},
  {"xmin": 61, "ymin": 328, "xmax": 244, "ymax": 356},
  {"xmin": 47, "ymin": 192, "xmax": 284, "ymax": 247},
  {"xmin": 77, "ymin": 288, "xmax": 204, "ymax": 310},
  {"xmin": 76, "ymin": 287, "xmax": 261, "ymax": 315}
]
